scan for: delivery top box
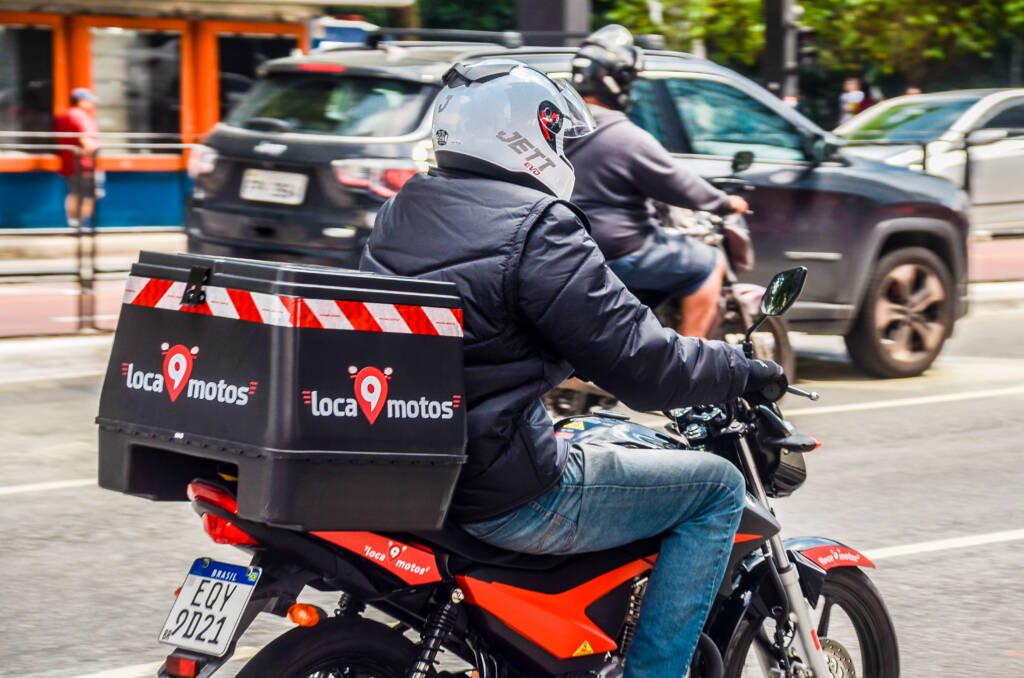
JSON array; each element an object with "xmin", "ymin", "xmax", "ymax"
[{"xmin": 97, "ymin": 252, "xmax": 467, "ymax": 530}]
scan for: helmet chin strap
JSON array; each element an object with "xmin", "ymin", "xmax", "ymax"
[{"xmin": 599, "ymin": 75, "xmax": 631, "ymax": 111}]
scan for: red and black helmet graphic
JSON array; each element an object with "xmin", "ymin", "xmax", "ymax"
[{"xmin": 537, "ymin": 100, "xmax": 564, "ymax": 150}]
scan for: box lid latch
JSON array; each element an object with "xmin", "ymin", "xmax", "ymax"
[{"xmin": 181, "ymin": 265, "xmax": 210, "ymax": 307}]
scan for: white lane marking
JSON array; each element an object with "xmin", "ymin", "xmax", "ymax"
[
  {"xmin": 784, "ymin": 385, "xmax": 1024, "ymax": 417},
  {"xmin": 0, "ymin": 370, "xmax": 105, "ymax": 386},
  {"xmin": 75, "ymin": 646, "xmax": 260, "ymax": 678},
  {"xmin": 0, "ymin": 479, "xmax": 95, "ymax": 495},
  {"xmin": 863, "ymin": 529, "xmax": 1024, "ymax": 561}
]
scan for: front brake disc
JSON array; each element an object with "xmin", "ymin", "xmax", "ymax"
[{"xmin": 820, "ymin": 637, "xmax": 857, "ymax": 677}]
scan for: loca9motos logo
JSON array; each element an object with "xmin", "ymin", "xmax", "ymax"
[
  {"xmin": 301, "ymin": 365, "xmax": 462, "ymax": 425},
  {"xmin": 121, "ymin": 343, "xmax": 258, "ymax": 406}
]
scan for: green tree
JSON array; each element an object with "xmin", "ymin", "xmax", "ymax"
[
  {"xmin": 604, "ymin": 0, "xmax": 764, "ymax": 68},
  {"xmin": 419, "ymin": 0, "xmax": 515, "ymax": 30},
  {"xmin": 801, "ymin": 0, "xmax": 1024, "ymax": 83},
  {"xmin": 603, "ymin": 0, "xmax": 1024, "ymax": 84}
]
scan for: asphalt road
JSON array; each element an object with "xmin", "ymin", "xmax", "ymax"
[{"xmin": 1, "ymin": 310, "xmax": 1023, "ymax": 677}]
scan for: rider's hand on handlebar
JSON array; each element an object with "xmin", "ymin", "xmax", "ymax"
[
  {"xmin": 728, "ymin": 195, "xmax": 749, "ymax": 215},
  {"xmin": 743, "ymin": 359, "xmax": 788, "ymax": 402}
]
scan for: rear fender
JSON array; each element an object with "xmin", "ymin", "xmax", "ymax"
[{"xmin": 705, "ymin": 537, "xmax": 874, "ymax": 655}]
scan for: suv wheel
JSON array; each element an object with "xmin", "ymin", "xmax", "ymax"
[{"xmin": 845, "ymin": 246, "xmax": 955, "ymax": 378}]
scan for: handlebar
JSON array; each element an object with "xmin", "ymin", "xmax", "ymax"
[{"xmin": 787, "ymin": 385, "xmax": 820, "ymax": 401}]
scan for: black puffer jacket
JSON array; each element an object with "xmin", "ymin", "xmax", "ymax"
[{"xmin": 360, "ymin": 169, "xmax": 756, "ymax": 522}]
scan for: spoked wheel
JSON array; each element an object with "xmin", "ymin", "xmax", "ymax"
[
  {"xmin": 723, "ymin": 568, "xmax": 899, "ymax": 677},
  {"xmin": 236, "ymin": 617, "xmax": 427, "ymax": 678},
  {"xmin": 845, "ymin": 247, "xmax": 954, "ymax": 378},
  {"xmin": 656, "ymin": 296, "xmax": 797, "ymax": 381}
]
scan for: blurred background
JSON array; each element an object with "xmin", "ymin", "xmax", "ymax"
[{"xmin": 1, "ymin": 2, "xmax": 1023, "ymax": 677}]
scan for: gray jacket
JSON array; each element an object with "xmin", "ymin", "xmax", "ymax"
[{"xmin": 567, "ymin": 106, "xmax": 731, "ymax": 260}]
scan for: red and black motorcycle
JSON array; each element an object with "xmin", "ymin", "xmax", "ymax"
[{"xmin": 156, "ymin": 268, "xmax": 898, "ymax": 678}]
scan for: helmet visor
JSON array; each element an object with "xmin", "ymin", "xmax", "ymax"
[{"xmin": 554, "ymin": 79, "xmax": 597, "ymax": 139}]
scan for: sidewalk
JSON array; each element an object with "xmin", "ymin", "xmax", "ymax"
[{"xmin": 1, "ymin": 230, "xmax": 1022, "ymax": 310}]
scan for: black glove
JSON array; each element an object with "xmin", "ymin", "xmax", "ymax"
[{"xmin": 743, "ymin": 359, "xmax": 788, "ymax": 402}]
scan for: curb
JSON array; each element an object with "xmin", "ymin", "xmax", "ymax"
[{"xmin": 0, "ymin": 232, "xmax": 185, "ymax": 261}]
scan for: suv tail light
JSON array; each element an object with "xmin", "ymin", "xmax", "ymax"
[
  {"xmin": 186, "ymin": 481, "xmax": 259, "ymax": 547},
  {"xmin": 331, "ymin": 159, "xmax": 421, "ymax": 199},
  {"xmin": 187, "ymin": 145, "xmax": 218, "ymax": 179}
]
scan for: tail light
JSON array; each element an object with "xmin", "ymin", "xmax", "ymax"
[
  {"xmin": 164, "ymin": 654, "xmax": 199, "ymax": 677},
  {"xmin": 187, "ymin": 145, "xmax": 218, "ymax": 179},
  {"xmin": 186, "ymin": 481, "xmax": 259, "ymax": 547},
  {"xmin": 331, "ymin": 159, "xmax": 421, "ymax": 199}
]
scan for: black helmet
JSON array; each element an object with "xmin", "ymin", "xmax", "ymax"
[{"xmin": 571, "ymin": 25, "xmax": 644, "ymax": 111}]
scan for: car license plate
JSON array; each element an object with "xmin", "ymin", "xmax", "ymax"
[
  {"xmin": 240, "ymin": 168, "xmax": 308, "ymax": 205},
  {"xmin": 159, "ymin": 558, "xmax": 261, "ymax": 657}
]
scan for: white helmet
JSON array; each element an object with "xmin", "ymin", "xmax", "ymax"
[{"xmin": 431, "ymin": 59, "xmax": 596, "ymax": 200}]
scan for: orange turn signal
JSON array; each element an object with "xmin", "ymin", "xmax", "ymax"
[{"xmin": 288, "ymin": 603, "xmax": 322, "ymax": 627}]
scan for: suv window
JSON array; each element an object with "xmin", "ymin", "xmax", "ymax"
[
  {"xmin": 664, "ymin": 77, "xmax": 806, "ymax": 162},
  {"xmin": 227, "ymin": 74, "xmax": 437, "ymax": 137},
  {"xmin": 628, "ymin": 79, "xmax": 667, "ymax": 145},
  {"xmin": 983, "ymin": 101, "xmax": 1024, "ymax": 130}
]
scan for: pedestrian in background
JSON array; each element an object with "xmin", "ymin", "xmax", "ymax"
[
  {"xmin": 838, "ymin": 77, "xmax": 865, "ymax": 125},
  {"xmin": 54, "ymin": 88, "xmax": 104, "ymax": 228}
]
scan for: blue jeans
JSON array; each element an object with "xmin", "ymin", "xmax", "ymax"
[
  {"xmin": 608, "ymin": 230, "xmax": 723, "ymax": 298},
  {"xmin": 462, "ymin": 444, "xmax": 745, "ymax": 677}
]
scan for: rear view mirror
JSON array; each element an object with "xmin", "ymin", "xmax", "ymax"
[
  {"xmin": 731, "ymin": 151, "xmax": 754, "ymax": 174},
  {"xmin": 802, "ymin": 133, "xmax": 835, "ymax": 164},
  {"xmin": 761, "ymin": 267, "xmax": 808, "ymax": 317}
]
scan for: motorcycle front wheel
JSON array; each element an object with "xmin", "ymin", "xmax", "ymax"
[
  {"xmin": 236, "ymin": 617, "xmax": 427, "ymax": 678},
  {"xmin": 722, "ymin": 567, "xmax": 899, "ymax": 677}
]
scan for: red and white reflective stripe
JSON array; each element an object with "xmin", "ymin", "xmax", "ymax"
[{"xmin": 122, "ymin": 275, "xmax": 463, "ymax": 337}]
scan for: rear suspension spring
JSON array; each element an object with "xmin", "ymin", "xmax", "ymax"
[{"xmin": 409, "ymin": 588, "xmax": 463, "ymax": 678}]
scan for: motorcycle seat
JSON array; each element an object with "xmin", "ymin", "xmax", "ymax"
[
  {"xmin": 404, "ymin": 524, "xmax": 575, "ymax": 571},
  {"xmin": 407, "ymin": 525, "xmax": 662, "ymax": 574}
]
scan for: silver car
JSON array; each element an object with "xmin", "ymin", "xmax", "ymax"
[{"xmin": 837, "ymin": 88, "xmax": 1024, "ymax": 235}]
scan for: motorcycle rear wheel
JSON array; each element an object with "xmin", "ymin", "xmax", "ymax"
[
  {"xmin": 722, "ymin": 567, "xmax": 899, "ymax": 677},
  {"xmin": 236, "ymin": 617, "xmax": 428, "ymax": 678}
]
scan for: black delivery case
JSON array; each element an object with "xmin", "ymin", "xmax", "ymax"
[{"xmin": 97, "ymin": 252, "xmax": 467, "ymax": 530}]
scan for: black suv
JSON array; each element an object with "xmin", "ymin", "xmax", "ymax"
[{"xmin": 187, "ymin": 32, "xmax": 971, "ymax": 379}]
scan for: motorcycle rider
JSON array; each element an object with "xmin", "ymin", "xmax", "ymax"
[
  {"xmin": 360, "ymin": 60, "xmax": 786, "ymax": 676},
  {"xmin": 567, "ymin": 25, "xmax": 749, "ymax": 338}
]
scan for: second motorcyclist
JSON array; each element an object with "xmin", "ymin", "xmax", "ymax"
[
  {"xmin": 567, "ymin": 25, "xmax": 749, "ymax": 338},
  {"xmin": 360, "ymin": 59, "xmax": 785, "ymax": 676}
]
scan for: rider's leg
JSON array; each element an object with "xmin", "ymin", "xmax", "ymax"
[
  {"xmin": 462, "ymin": 444, "xmax": 745, "ymax": 676},
  {"xmin": 680, "ymin": 255, "xmax": 726, "ymax": 337}
]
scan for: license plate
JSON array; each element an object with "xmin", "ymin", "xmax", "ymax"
[
  {"xmin": 240, "ymin": 169, "xmax": 308, "ymax": 205},
  {"xmin": 159, "ymin": 558, "xmax": 261, "ymax": 657}
]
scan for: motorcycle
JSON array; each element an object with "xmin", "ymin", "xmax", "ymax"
[{"xmin": 156, "ymin": 267, "xmax": 898, "ymax": 678}]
